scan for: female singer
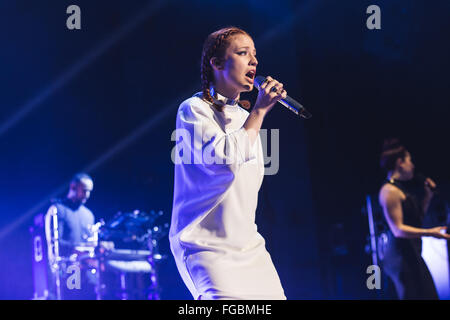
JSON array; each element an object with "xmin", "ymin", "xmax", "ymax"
[
  {"xmin": 169, "ymin": 27, "xmax": 287, "ymax": 300},
  {"xmin": 378, "ymin": 139, "xmax": 450, "ymax": 299}
]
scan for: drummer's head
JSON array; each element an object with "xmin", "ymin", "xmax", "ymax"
[{"xmin": 68, "ymin": 173, "xmax": 94, "ymax": 204}]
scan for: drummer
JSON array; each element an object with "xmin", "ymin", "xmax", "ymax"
[
  {"xmin": 45, "ymin": 173, "xmax": 97, "ymax": 299},
  {"xmin": 45, "ymin": 173, "xmax": 96, "ymax": 256}
]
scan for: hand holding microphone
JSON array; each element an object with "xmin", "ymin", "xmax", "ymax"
[
  {"xmin": 253, "ymin": 76, "xmax": 287, "ymax": 115},
  {"xmin": 254, "ymin": 75, "xmax": 312, "ymax": 119},
  {"xmin": 244, "ymin": 75, "xmax": 312, "ymax": 145},
  {"xmin": 424, "ymin": 177, "xmax": 437, "ymax": 198},
  {"xmin": 415, "ymin": 173, "xmax": 438, "ymax": 196}
]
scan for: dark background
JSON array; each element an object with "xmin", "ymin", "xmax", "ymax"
[{"xmin": 0, "ymin": 0, "xmax": 449, "ymax": 299}]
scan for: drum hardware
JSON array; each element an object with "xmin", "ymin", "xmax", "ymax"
[
  {"xmin": 95, "ymin": 209, "xmax": 168, "ymax": 300},
  {"xmin": 33, "ymin": 208, "xmax": 168, "ymax": 300}
]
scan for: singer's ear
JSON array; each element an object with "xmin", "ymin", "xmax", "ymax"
[
  {"xmin": 395, "ymin": 157, "xmax": 403, "ymax": 169},
  {"xmin": 210, "ymin": 57, "xmax": 224, "ymax": 71}
]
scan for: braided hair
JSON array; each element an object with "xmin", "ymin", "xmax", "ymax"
[{"xmin": 200, "ymin": 27, "xmax": 252, "ymax": 111}]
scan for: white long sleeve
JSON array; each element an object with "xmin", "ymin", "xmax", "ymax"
[{"xmin": 169, "ymin": 94, "xmax": 285, "ymax": 300}]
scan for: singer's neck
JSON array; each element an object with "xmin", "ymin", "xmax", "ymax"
[
  {"xmin": 387, "ymin": 171, "xmax": 410, "ymax": 182},
  {"xmin": 212, "ymin": 81, "xmax": 240, "ymax": 101}
]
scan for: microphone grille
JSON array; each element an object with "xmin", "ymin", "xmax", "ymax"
[{"xmin": 254, "ymin": 76, "xmax": 266, "ymax": 90}]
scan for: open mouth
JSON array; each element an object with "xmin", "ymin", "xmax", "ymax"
[{"xmin": 245, "ymin": 70, "xmax": 255, "ymax": 82}]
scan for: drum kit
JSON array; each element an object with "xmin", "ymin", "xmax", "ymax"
[{"xmin": 39, "ymin": 209, "xmax": 169, "ymax": 300}]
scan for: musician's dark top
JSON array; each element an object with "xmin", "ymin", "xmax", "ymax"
[{"xmin": 53, "ymin": 199, "xmax": 95, "ymax": 255}]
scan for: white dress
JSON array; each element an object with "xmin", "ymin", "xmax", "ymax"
[{"xmin": 169, "ymin": 92, "xmax": 286, "ymax": 300}]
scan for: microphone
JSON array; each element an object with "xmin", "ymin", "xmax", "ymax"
[
  {"xmin": 415, "ymin": 172, "xmax": 438, "ymax": 193},
  {"xmin": 254, "ymin": 76, "xmax": 312, "ymax": 119}
]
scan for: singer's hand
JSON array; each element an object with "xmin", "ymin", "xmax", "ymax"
[
  {"xmin": 253, "ymin": 76, "xmax": 287, "ymax": 115},
  {"xmin": 244, "ymin": 76, "xmax": 287, "ymax": 145},
  {"xmin": 428, "ymin": 226, "xmax": 450, "ymax": 240},
  {"xmin": 424, "ymin": 177, "xmax": 436, "ymax": 198}
]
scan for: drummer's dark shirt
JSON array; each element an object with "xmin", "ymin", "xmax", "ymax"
[{"xmin": 53, "ymin": 199, "xmax": 95, "ymax": 256}]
